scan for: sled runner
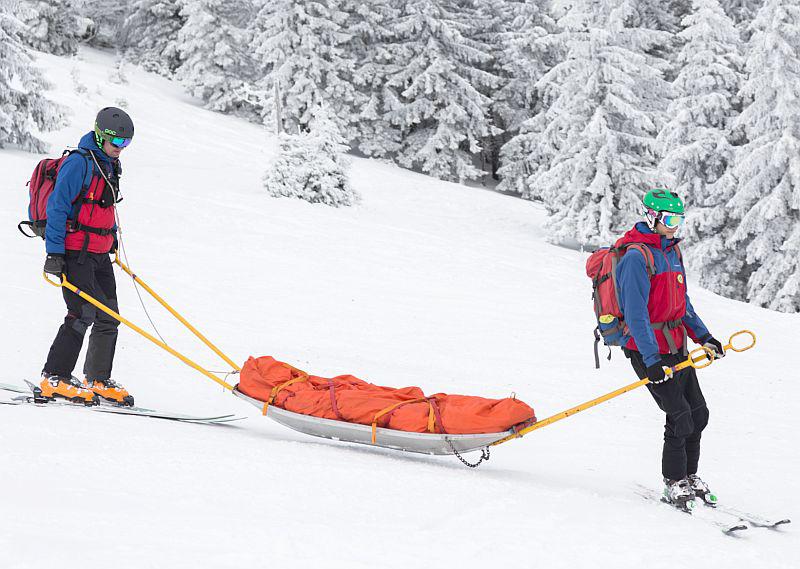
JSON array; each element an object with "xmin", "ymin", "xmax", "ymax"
[{"xmin": 232, "ymin": 387, "xmax": 512, "ymax": 455}]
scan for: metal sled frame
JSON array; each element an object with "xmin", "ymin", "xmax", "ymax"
[{"xmin": 232, "ymin": 387, "xmax": 510, "ymax": 455}]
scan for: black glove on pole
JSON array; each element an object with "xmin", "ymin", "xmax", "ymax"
[
  {"xmin": 645, "ymin": 361, "xmax": 669, "ymax": 384},
  {"xmin": 703, "ymin": 336, "xmax": 726, "ymax": 359},
  {"xmin": 43, "ymin": 254, "xmax": 65, "ymax": 276}
]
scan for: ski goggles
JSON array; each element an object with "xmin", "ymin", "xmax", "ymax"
[
  {"xmin": 659, "ymin": 212, "xmax": 685, "ymax": 229},
  {"xmin": 108, "ymin": 136, "xmax": 132, "ymax": 149}
]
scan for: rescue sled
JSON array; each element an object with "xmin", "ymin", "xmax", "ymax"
[
  {"xmin": 42, "ymin": 258, "xmax": 757, "ymax": 464},
  {"xmin": 232, "ymin": 386, "xmax": 513, "ymax": 455}
]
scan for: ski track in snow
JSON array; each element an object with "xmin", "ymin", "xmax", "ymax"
[{"xmin": 0, "ymin": 48, "xmax": 797, "ymax": 569}]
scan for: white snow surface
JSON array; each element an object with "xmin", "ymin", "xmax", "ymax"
[{"xmin": 0, "ymin": 49, "xmax": 797, "ymax": 569}]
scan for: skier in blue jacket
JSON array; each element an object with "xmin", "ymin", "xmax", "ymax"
[
  {"xmin": 616, "ymin": 189, "xmax": 726, "ymax": 510},
  {"xmin": 40, "ymin": 107, "xmax": 134, "ymax": 406}
]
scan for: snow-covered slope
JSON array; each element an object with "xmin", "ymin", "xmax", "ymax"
[{"xmin": 0, "ymin": 50, "xmax": 797, "ymax": 569}]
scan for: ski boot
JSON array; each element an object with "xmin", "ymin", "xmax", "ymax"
[
  {"xmin": 37, "ymin": 373, "xmax": 96, "ymax": 406},
  {"xmin": 662, "ymin": 477, "xmax": 696, "ymax": 513},
  {"xmin": 688, "ymin": 474, "xmax": 718, "ymax": 506},
  {"xmin": 83, "ymin": 377, "xmax": 134, "ymax": 407}
]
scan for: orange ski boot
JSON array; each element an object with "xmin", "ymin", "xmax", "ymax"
[
  {"xmin": 38, "ymin": 374, "xmax": 96, "ymax": 406},
  {"xmin": 83, "ymin": 378, "xmax": 134, "ymax": 407}
]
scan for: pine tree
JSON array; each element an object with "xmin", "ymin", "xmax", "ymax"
[
  {"xmin": 75, "ymin": 0, "xmax": 129, "ymax": 48},
  {"xmin": 383, "ymin": 0, "xmax": 499, "ymax": 182},
  {"xmin": 467, "ymin": 0, "xmax": 551, "ymax": 180},
  {"xmin": 494, "ymin": 0, "xmax": 555, "ymax": 193},
  {"xmin": 120, "ymin": 0, "xmax": 186, "ymax": 76},
  {"xmin": 19, "ymin": 0, "xmax": 83, "ymax": 55},
  {"xmin": 0, "ymin": 1, "xmax": 65, "ymax": 152},
  {"xmin": 507, "ymin": 0, "xmax": 672, "ymax": 247},
  {"xmin": 254, "ymin": 0, "xmax": 356, "ymax": 137},
  {"xmin": 176, "ymin": 0, "xmax": 258, "ymax": 116},
  {"xmin": 694, "ymin": 0, "xmax": 800, "ymax": 311},
  {"xmin": 264, "ymin": 105, "xmax": 359, "ymax": 207},
  {"xmin": 658, "ymin": 0, "xmax": 743, "ymax": 220},
  {"xmin": 344, "ymin": 0, "xmax": 401, "ymax": 157},
  {"xmin": 492, "ymin": 1, "xmax": 553, "ymax": 137},
  {"xmin": 720, "ymin": 0, "xmax": 761, "ymax": 25}
]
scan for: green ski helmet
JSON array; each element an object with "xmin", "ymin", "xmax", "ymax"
[{"xmin": 642, "ymin": 188, "xmax": 685, "ymax": 230}]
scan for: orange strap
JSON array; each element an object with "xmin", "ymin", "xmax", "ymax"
[
  {"xmin": 261, "ymin": 369, "xmax": 309, "ymax": 416},
  {"xmin": 371, "ymin": 398, "xmax": 437, "ymax": 444}
]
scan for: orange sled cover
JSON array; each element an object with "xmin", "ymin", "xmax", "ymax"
[{"xmin": 238, "ymin": 356, "xmax": 536, "ymax": 435}]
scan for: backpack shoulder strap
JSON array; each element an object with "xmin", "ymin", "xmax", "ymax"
[
  {"xmin": 620, "ymin": 243, "xmax": 656, "ymax": 278},
  {"xmin": 674, "ymin": 242, "xmax": 683, "ymax": 263}
]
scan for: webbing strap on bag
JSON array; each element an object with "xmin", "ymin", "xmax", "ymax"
[{"xmin": 652, "ymin": 319, "xmax": 688, "ymax": 356}]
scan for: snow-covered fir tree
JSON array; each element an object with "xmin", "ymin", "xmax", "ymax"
[
  {"xmin": 493, "ymin": 0, "xmax": 554, "ymax": 193},
  {"xmin": 468, "ymin": 0, "xmax": 551, "ymax": 179},
  {"xmin": 693, "ymin": 0, "xmax": 800, "ymax": 311},
  {"xmin": 176, "ymin": 0, "xmax": 258, "ymax": 116},
  {"xmin": 504, "ymin": 0, "xmax": 671, "ymax": 247},
  {"xmin": 720, "ymin": 0, "xmax": 762, "ymax": 26},
  {"xmin": 120, "ymin": 0, "xmax": 186, "ymax": 76},
  {"xmin": 264, "ymin": 105, "xmax": 359, "ymax": 207},
  {"xmin": 19, "ymin": 0, "xmax": 84, "ymax": 55},
  {"xmin": 344, "ymin": 0, "xmax": 401, "ymax": 157},
  {"xmin": 254, "ymin": 0, "xmax": 356, "ymax": 137},
  {"xmin": 383, "ymin": 0, "xmax": 499, "ymax": 182},
  {"xmin": 0, "ymin": 0, "xmax": 65, "ymax": 151},
  {"xmin": 491, "ymin": 0, "xmax": 553, "ymax": 137},
  {"xmin": 658, "ymin": 0, "xmax": 743, "ymax": 218},
  {"xmin": 75, "ymin": 0, "xmax": 129, "ymax": 48}
]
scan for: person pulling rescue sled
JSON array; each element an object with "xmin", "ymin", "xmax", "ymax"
[
  {"xmin": 39, "ymin": 107, "xmax": 134, "ymax": 406},
  {"xmin": 615, "ymin": 190, "xmax": 725, "ymax": 512}
]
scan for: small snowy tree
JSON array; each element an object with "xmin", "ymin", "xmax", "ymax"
[
  {"xmin": 264, "ymin": 105, "xmax": 359, "ymax": 207},
  {"xmin": 175, "ymin": 0, "xmax": 258, "ymax": 116},
  {"xmin": 120, "ymin": 0, "xmax": 185, "ymax": 76},
  {"xmin": 0, "ymin": 1, "xmax": 66, "ymax": 152},
  {"xmin": 19, "ymin": 0, "xmax": 83, "ymax": 55},
  {"xmin": 383, "ymin": 0, "xmax": 499, "ymax": 182},
  {"xmin": 693, "ymin": 0, "xmax": 800, "ymax": 312},
  {"xmin": 658, "ymin": 0, "xmax": 743, "ymax": 218}
]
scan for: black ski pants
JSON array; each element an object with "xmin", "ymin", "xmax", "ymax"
[
  {"xmin": 624, "ymin": 348, "xmax": 710, "ymax": 481},
  {"xmin": 43, "ymin": 251, "xmax": 119, "ymax": 381}
]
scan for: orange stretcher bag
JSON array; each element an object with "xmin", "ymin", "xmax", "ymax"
[{"xmin": 238, "ymin": 355, "xmax": 536, "ymax": 435}]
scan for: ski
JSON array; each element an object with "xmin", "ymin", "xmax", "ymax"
[
  {"xmin": 634, "ymin": 485, "xmax": 748, "ymax": 535},
  {"xmin": 702, "ymin": 502, "xmax": 791, "ymax": 530},
  {"xmin": 1, "ymin": 382, "xmax": 243, "ymax": 424}
]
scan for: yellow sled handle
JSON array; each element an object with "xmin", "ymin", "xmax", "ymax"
[
  {"xmin": 44, "ymin": 271, "xmax": 235, "ymax": 391},
  {"xmin": 490, "ymin": 330, "xmax": 757, "ymax": 448}
]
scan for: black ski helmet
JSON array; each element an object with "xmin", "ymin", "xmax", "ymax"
[{"xmin": 94, "ymin": 107, "xmax": 134, "ymax": 147}]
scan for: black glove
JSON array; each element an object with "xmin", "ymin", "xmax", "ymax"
[
  {"xmin": 703, "ymin": 336, "xmax": 725, "ymax": 359},
  {"xmin": 645, "ymin": 361, "xmax": 670, "ymax": 384},
  {"xmin": 43, "ymin": 253, "xmax": 65, "ymax": 276}
]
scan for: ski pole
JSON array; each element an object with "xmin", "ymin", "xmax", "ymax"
[
  {"xmin": 112, "ymin": 253, "xmax": 241, "ymax": 372},
  {"xmin": 43, "ymin": 272, "xmax": 235, "ymax": 391},
  {"xmin": 490, "ymin": 330, "xmax": 757, "ymax": 447}
]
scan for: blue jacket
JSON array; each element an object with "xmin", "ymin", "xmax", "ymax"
[
  {"xmin": 615, "ymin": 222, "xmax": 710, "ymax": 367},
  {"xmin": 45, "ymin": 132, "xmax": 118, "ymax": 254}
]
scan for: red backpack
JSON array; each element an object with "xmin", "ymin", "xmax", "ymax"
[
  {"xmin": 18, "ymin": 149, "xmax": 89, "ymax": 239},
  {"xmin": 585, "ymin": 243, "xmax": 656, "ymax": 368}
]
